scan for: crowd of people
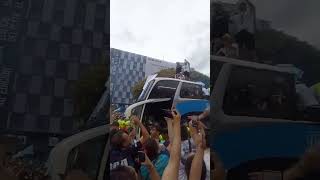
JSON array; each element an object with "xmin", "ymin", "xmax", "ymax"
[
  {"xmin": 0, "ymin": 156, "xmax": 48, "ymax": 180},
  {"xmin": 110, "ymin": 107, "xmax": 225, "ymax": 180}
]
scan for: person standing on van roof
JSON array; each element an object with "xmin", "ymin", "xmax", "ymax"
[
  {"xmin": 216, "ymin": 33, "xmax": 239, "ymax": 58},
  {"xmin": 229, "ymin": 0, "xmax": 256, "ymax": 61}
]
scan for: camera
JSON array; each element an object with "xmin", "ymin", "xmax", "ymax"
[
  {"xmin": 137, "ymin": 151, "xmax": 145, "ymax": 163},
  {"xmin": 162, "ymin": 109, "xmax": 173, "ymax": 118}
]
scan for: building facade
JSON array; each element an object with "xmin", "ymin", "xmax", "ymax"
[
  {"xmin": 110, "ymin": 48, "xmax": 175, "ymax": 105},
  {"xmin": 0, "ymin": 0, "xmax": 108, "ymax": 137}
]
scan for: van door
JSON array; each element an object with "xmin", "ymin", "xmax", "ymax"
[
  {"xmin": 125, "ymin": 98, "xmax": 172, "ymax": 138},
  {"xmin": 47, "ymin": 125, "xmax": 107, "ymax": 180}
]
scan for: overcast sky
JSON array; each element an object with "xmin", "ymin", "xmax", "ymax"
[
  {"xmin": 110, "ymin": 0, "xmax": 210, "ymax": 76},
  {"xmin": 217, "ymin": 0, "xmax": 320, "ymax": 49}
]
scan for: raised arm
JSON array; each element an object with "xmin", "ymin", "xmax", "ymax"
[
  {"xmin": 142, "ymin": 153, "xmax": 161, "ymax": 180},
  {"xmin": 211, "ymin": 150, "xmax": 226, "ymax": 180},
  {"xmin": 164, "ymin": 117, "xmax": 174, "ymax": 143},
  {"xmin": 198, "ymin": 107, "xmax": 209, "ymax": 121},
  {"xmin": 162, "ymin": 109, "xmax": 181, "ymax": 180},
  {"xmin": 188, "ymin": 107, "xmax": 210, "ymax": 125},
  {"xmin": 188, "ymin": 121, "xmax": 206, "ymax": 180},
  {"xmin": 132, "ymin": 115, "xmax": 150, "ymax": 144}
]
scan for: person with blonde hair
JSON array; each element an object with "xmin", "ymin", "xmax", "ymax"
[{"xmin": 216, "ymin": 33, "xmax": 239, "ymax": 58}]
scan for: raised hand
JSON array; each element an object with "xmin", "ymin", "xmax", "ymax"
[
  {"xmin": 171, "ymin": 108, "xmax": 181, "ymax": 122},
  {"xmin": 131, "ymin": 115, "xmax": 140, "ymax": 125}
]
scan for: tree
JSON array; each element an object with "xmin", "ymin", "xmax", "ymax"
[
  {"xmin": 255, "ymin": 29, "xmax": 320, "ymax": 86},
  {"xmin": 72, "ymin": 51, "xmax": 108, "ymax": 127},
  {"xmin": 131, "ymin": 78, "xmax": 146, "ymax": 100},
  {"xmin": 131, "ymin": 68, "xmax": 210, "ymax": 100}
]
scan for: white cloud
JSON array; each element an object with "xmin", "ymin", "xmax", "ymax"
[{"xmin": 111, "ymin": 0, "xmax": 210, "ymax": 76}]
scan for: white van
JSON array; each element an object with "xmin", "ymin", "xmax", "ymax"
[{"xmin": 125, "ymin": 77, "xmax": 209, "ymax": 132}]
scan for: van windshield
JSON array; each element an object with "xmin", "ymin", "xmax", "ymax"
[
  {"xmin": 137, "ymin": 80, "xmax": 155, "ymax": 102},
  {"xmin": 148, "ymin": 80, "xmax": 179, "ymax": 99}
]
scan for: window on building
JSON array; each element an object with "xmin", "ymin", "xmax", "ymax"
[
  {"xmin": 74, "ymin": 1, "xmax": 86, "ymax": 27},
  {"xmin": 29, "ymin": 0, "xmax": 44, "ymax": 20},
  {"xmin": 29, "ymin": 76, "xmax": 42, "ymax": 94},
  {"xmin": 52, "ymin": 99, "xmax": 63, "ymax": 116},
  {"xmin": 37, "ymin": 116, "xmax": 49, "ymax": 130},
  {"xmin": 53, "ymin": 10, "xmax": 64, "ymax": 25},
  {"xmin": 54, "ymin": 0, "xmax": 66, "ymax": 11},
  {"xmin": 95, "ymin": 5, "xmax": 105, "ymax": 19},
  {"xmin": 38, "ymin": 23, "xmax": 51, "ymax": 39},
  {"xmin": 72, "ymin": 29, "xmax": 83, "ymax": 45},
  {"xmin": 39, "ymin": 96, "xmax": 52, "ymax": 115},
  {"xmin": 222, "ymin": 66, "xmax": 296, "ymax": 119},
  {"xmin": 149, "ymin": 80, "xmax": 179, "ymax": 99},
  {"xmin": 35, "ymin": 40, "xmax": 48, "ymax": 57},
  {"xmin": 32, "ymin": 57, "xmax": 45, "ymax": 75},
  {"xmin": 83, "ymin": 31, "xmax": 93, "ymax": 46},
  {"xmin": 20, "ymin": 56, "xmax": 32, "ymax": 74},
  {"xmin": 47, "ymin": 42, "xmax": 60, "ymax": 59},
  {"xmin": 93, "ymin": 32, "xmax": 103, "ymax": 48},
  {"xmin": 27, "ymin": 95, "xmax": 40, "ymax": 114},
  {"xmin": 10, "ymin": 113, "xmax": 24, "ymax": 129},
  {"xmin": 54, "ymin": 78, "xmax": 66, "ymax": 97},
  {"xmin": 60, "ymin": 44, "xmax": 70, "ymax": 60},
  {"xmin": 71, "ymin": 45, "xmax": 81, "ymax": 59},
  {"xmin": 24, "ymin": 38, "xmax": 36, "ymax": 56},
  {"xmin": 50, "ymin": 25, "xmax": 61, "ymax": 41},
  {"xmin": 13, "ymin": 94, "xmax": 27, "ymax": 113},
  {"xmin": 27, "ymin": 21, "xmax": 39, "ymax": 37},
  {"xmin": 61, "ymin": 28, "xmax": 72, "ymax": 43},
  {"xmin": 66, "ymin": 135, "xmax": 107, "ymax": 180},
  {"xmin": 42, "ymin": 78, "xmax": 54, "ymax": 95}
]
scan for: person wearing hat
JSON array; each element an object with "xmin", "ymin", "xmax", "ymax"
[
  {"xmin": 229, "ymin": 0, "xmax": 256, "ymax": 61},
  {"xmin": 216, "ymin": 33, "xmax": 239, "ymax": 58}
]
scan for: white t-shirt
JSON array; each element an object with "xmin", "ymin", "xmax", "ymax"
[
  {"xmin": 178, "ymin": 139, "xmax": 196, "ymax": 180},
  {"xmin": 296, "ymin": 83, "xmax": 318, "ymax": 107},
  {"xmin": 230, "ymin": 10, "xmax": 255, "ymax": 34}
]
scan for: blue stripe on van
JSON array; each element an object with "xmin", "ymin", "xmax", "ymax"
[
  {"xmin": 212, "ymin": 123, "xmax": 320, "ymax": 170},
  {"xmin": 175, "ymin": 100, "xmax": 209, "ymax": 115}
]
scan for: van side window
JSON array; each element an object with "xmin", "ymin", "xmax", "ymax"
[
  {"xmin": 66, "ymin": 135, "xmax": 107, "ymax": 179},
  {"xmin": 180, "ymin": 83, "xmax": 204, "ymax": 99},
  {"xmin": 223, "ymin": 66, "xmax": 296, "ymax": 119},
  {"xmin": 148, "ymin": 80, "xmax": 179, "ymax": 99},
  {"xmin": 137, "ymin": 80, "xmax": 155, "ymax": 101},
  {"xmin": 211, "ymin": 60, "xmax": 225, "ymax": 90}
]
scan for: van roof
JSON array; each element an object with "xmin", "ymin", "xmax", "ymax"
[
  {"xmin": 211, "ymin": 55, "xmax": 296, "ymax": 74},
  {"xmin": 153, "ymin": 77, "xmax": 204, "ymax": 85}
]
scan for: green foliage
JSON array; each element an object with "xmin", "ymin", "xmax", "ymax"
[
  {"xmin": 72, "ymin": 52, "xmax": 108, "ymax": 126},
  {"xmin": 131, "ymin": 68, "xmax": 210, "ymax": 100},
  {"xmin": 189, "ymin": 70, "xmax": 210, "ymax": 88},
  {"xmin": 256, "ymin": 29, "xmax": 320, "ymax": 85},
  {"xmin": 131, "ymin": 78, "xmax": 146, "ymax": 100},
  {"xmin": 156, "ymin": 68, "xmax": 176, "ymax": 78}
]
